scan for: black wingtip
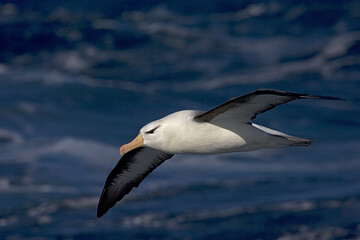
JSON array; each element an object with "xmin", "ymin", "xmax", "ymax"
[
  {"xmin": 97, "ymin": 189, "xmax": 110, "ymax": 218},
  {"xmin": 97, "ymin": 201, "xmax": 105, "ymax": 218},
  {"xmin": 302, "ymin": 94, "xmax": 344, "ymax": 101},
  {"xmin": 97, "ymin": 205, "xmax": 109, "ymax": 218},
  {"xmin": 97, "ymin": 203, "xmax": 105, "ymax": 218},
  {"xmin": 255, "ymin": 89, "xmax": 343, "ymax": 101}
]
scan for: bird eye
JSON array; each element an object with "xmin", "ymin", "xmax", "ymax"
[{"xmin": 145, "ymin": 126, "xmax": 160, "ymax": 134}]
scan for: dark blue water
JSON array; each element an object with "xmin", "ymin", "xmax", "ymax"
[{"xmin": 0, "ymin": 1, "xmax": 359, "ymax": 239}]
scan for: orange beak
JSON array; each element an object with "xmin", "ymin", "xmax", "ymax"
[{"xmin": 119, "ymin": 133, "xmax": 144, "ymax": 155}]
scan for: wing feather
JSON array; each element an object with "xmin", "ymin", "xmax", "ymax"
[
  {"xmin": 194, "ymin": 89, "xmax": 341, "ymax": 123},
  {"xmin": 97, "ymin": 147, "xmax": 173, "ymax": 218}
]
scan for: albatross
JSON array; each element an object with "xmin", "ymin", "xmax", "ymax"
[{"xmin": 97, "ymin": 89, "xmax": 340, "ymax": 217}]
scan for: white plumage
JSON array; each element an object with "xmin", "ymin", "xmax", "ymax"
[{"xmin": 140, "ymin": 110, "xmax": 305, "ymax": 154}]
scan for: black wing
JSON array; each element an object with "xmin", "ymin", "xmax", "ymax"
[
  {"xmin": 97, "ymin": 147, "xmax": 174, "ymax": 218},
  {"xmin": 194, "ymin": 89, "xmax": 341, "ymax": 123}
]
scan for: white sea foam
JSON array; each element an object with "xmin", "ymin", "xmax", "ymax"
[
  {"xmin": 0, "ymin": 129, "xmax": 23, "ymax": 144},
  {"xmin": 53, "ymin": 51, "xmax": 90, "ymax": 73},
  {"xmin": 27, "ymin": 203, "xmax": 59, "ymax": 217},
  {"xmin": 63, "ymin": 196, "xmax": 99, "ymax": 209},
  {"xmin": 278, "ymin": 226, "xmax": 349, "ymax": 240},
  {"xmin": 322, "ymin": 32, "xmax": 360, "ymax": 58},
  {"xmin": 0, "ymin": 215, "xmax": 18, "ymax": 227},
  {"xmin": 0, "ymin": 63, "xmax": 7, "ymax": 74},
  {"xmin": 0, "ymin": 183, "xmax": 76, "ymax": 194},
  {"xmin": 16, "ymin": 101, "xmax": 37, "ymax": 114},
  {"xmin": 0, "ymin": 178, "xmax": 10, "ymax": 189}
]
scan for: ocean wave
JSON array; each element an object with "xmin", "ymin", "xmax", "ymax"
[
  {"xmin": 0, "ymin": 195, "xmax": 98, "ymax": 228},
  {"xmin": 173, "ymin": 31, "xmax": 360, "ymax": 91},
  {"xmin": 26, "ymin": 195, "xmax": 99, "ymax": 217},
  {"xmin": 0, "ymin": 68, "xmax": 159, "ymax": 94},
  {"xmin": 0, "ymin": 182, "xmax": 76, "ymax": 194},
  {"xmin": 27, "ymin": 203, "xmax": 59, "ymax": 218},
  {"xmin": 63, "ymin": 196, "xmax": 99, "ymax": 209},
  {"xmin": 278, "ymin": 226, "xmax": 350, "ymax": 240},
  {"xmin": 0, "ymin": 215, "xmax": 18, "ymax": 228},
  {"xmin": 5, "ymin": 32, "xmax": 358, "ymax": 93},
  {"xmin": 0, "ymin": 129, "xmax": 23, "ymax": 144},
  {"xmin": 117, "ymin": 177, "xmax": 270, "ymax": 204},
  {"xmin": 1, "ymin": 3, "xmax": 359, "ymax": 93},
  {"xmin": 122, "ymin": 197, "xmax": 360, "ymax": 229},
  {"xmin": 0, "ymin": 137, "xmax": 118, "ymax": 165},
  {"xmin": 0, "ymin": 63, "xmax": 7, "ymax": 74}
]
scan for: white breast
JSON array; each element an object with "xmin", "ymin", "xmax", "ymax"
[
  {"xmin": 143, "ymin": 110, "xmax": 274, "ymax": 154},
  {"xmin": 157, "ymin": 110, "xmax": 270, "ymax": 154}
]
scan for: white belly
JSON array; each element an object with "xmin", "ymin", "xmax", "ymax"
[{"xmin": 165, "ymin": 120, "xmax": 270, "ymax": 154}]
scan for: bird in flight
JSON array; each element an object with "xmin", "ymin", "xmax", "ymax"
[{"xmin": 97, "ymin": 89, "xmax": 340, "ymax": 218}]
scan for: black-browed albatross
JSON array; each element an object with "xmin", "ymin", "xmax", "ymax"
[{"xmin": 97, "ymin": 89, "xmax": 340, "ymax": 218}]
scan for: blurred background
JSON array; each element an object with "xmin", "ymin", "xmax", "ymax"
[{"xmin": 0, "ymin": 0, "xmax": 359, "ymax": 239}]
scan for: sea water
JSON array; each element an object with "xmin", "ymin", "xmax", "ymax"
[{"xmin": 0, "ymin": 1, "xmax": 359, "ymax": 239}]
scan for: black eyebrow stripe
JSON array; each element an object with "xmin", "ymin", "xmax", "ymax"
[{"xmin": 145, "ymin": 125, "xmax": 160, "ymax": 134}]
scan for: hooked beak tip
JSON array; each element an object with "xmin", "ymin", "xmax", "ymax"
[
  {"xmin": 119, "ymin": 146, "xmax": 125, "ymax": 155},
  {"xmin": 119, "ymin": 133, "xmax": 144, "ymax": 155}
]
